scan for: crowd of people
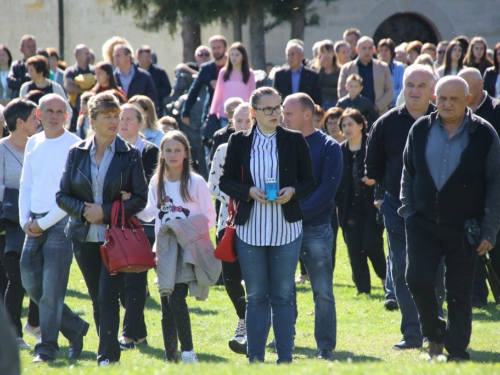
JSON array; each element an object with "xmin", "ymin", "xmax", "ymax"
[{"xmin": 0, "ymin": 26, "xmax": 499, "ymax": 368}]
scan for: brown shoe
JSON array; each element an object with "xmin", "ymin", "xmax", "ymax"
[
  {"xmin": 448, "ymin": 357, "xmax": 467, "ymax": 363},
  {"xmin": 428, "ymin": 341, "xmax": 444, "ymax": 358}
]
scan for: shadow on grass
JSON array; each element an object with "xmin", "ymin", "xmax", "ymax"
[
  {"xmin": 188, "ymin": 307, "xmax": 219, "ymax": 316},
  {"xmin": 471, "ymin": 304, "xmax": 500, "ymax": 321},
  {"xmin": 469, "ymin": 349, "xmax": 500, "ymax": 363},
  {"xmin": 65, "ymin": 288, "xmax": 91, "ymax": 300},
  {"xmin": 293, "ymin": 346, "xmax": 381, "ymax": 362},
  {"xmin": 135, "ymin": 344, "xmax": 228, "ymax": 363},
  {"xmin": 145, "ymin": 295, "xmax": 162, "ymax": 311}
]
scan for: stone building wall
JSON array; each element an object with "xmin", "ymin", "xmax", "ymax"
[{"xmin": 2, "ymin": 0, "xmax": 500, "ymax": 78}]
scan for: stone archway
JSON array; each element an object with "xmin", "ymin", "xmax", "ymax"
[
  {"xmin": 359, "ymin": 0, "xmax": 456, "ymax": 44},
  {"xmin": 373, "ymin": 13, "xmax": 439, "ymax": 45}
]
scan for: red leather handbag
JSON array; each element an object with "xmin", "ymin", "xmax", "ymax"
[
  {"xmin": 100, "ymin": 200, "xmax": 156, "ymax": 275},
  {"xmin": 214, "ymin": 197, "xmax": 239, "ymax": 262}
]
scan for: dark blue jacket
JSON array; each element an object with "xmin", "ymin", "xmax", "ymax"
[
  {"xmin": 181, "ymin": 60, "xmax": 217, "ymax": 121},
  {"xmin": 147, "ymin": 64, "xmax": 172, "ymax": 107},
  {"xmin": 115, "ymin": 65, "xmax": 158, "ymax": 110}
]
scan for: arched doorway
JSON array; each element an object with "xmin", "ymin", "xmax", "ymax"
[{"xmin": 373, "ymin": 13, "xmax": 439, "ymax": 45}]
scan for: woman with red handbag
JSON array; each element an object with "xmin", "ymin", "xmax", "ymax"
[
  {"xmin": 56, "ymin": 93, "xmax": 148, "ymax": 366},
  {"xmin": 135, "ymin": 130, "xmax": 216, "ymax": 363},
  {"xmin": 208, "ymin": 102, "xmax": 252, "ymax": 355},
  {"xmin": 219, "ymin": 87, "xmax": 315, "ymax": 364}
]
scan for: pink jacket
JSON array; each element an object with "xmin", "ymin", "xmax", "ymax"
[{"xmin": 210, "ymin": 68, "xmax": 256, "ymax": 118}]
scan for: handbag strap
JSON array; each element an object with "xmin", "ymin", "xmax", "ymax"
[
  {"xmin": 110, "ymin": 200, "xmax": 128, "ymax": 228},
  {"xmin": 1, "ymin": 142, "xmax": 23, "ymax": 166}
]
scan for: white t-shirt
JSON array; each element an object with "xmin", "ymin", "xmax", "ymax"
[
  {"xmin": 138, "ymin": 172, "xmax": 216, "ymax": 239},
  {"xmin": 19, "ymin": 130, "xmax": 80, "ymax": 229}
]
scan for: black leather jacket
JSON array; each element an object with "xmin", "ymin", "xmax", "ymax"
[{"xmin": 56, "ymin": 136, "xmax": 148, "ymax": 243}]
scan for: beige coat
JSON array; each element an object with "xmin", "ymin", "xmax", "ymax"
[
  {"xmin": 337, "ymin": 58, "xmax": 394, "ymax": 114},
  {"xmin": 156, "ymin": 214, "xmax": 221, "ymax": 301}
]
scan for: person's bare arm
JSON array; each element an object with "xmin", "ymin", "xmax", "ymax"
[{"xmin": 64, "ymin": 77, "xmax": 83, "ymax": 94}]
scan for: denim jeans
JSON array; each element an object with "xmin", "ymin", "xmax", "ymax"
[
  {"xmin": 380, "ymin": 193, "xmax": 422, "ymax": 344},
  {"xmin": 20, "ymin": 216, "xmax": 87, "ymax": 359},
  {"xmin": 236, "ymin": 233, "xmax": 302, "ymax": 364},
  {"xmin": 299, "ymin": 223, "xmax": 336, "ymax": 350},
  {"xmin": 385, "ymin": 254, "xmax": 396, "ymax": 300}
]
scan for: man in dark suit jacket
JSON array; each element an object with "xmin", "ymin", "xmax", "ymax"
[
  {"xmin": 181, "ymin": 36, "xmax": 228, "ymax": 126},
  {"xmin": 113, "ymin": 44, "xmax": 158, "ymax": 110},
  {"xmin": 273, "ymin": 41, "xmax": 323, "ymax": 106}
]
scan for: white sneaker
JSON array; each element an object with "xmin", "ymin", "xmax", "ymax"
[
  {"xmin": 228, "ymin": 320, "xmax": 247, "ymax": 355},
  {"xmin": 181, "ymin": 349, "xmax": 198, "ymax": 364},
  {"xmin": 17, "ymin": 337, "xmax": 31, "ymax": 349},
  {"xmin": 99, "ymin": 359, "xmax": 120, "ymax": 366},
  {"xmin": 23, "ymin": 322, "xmax": 41, "ymax": 341}
]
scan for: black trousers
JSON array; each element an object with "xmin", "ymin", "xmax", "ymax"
[
  {"xmin": 342, "ymin": 210, "xmax": 386, "ymax": 294},
  {"xmin": 121, "ymin": 271, "xmax": 148, "ymax": 340},
  {"xmin": 473, "ymin": 229, "xmax": 500, "ymax": 304},
  {"xmin": 405, "ymin": 214, "xmax": 477, "ymax": 360},
  {"xmin": 72, "ymin": 241, "xmax": 125, "ymax": 363},
  {"xmin": 217, "ymin": 229, "xmax": 246, "ymax": 320},
  {"xmin": 161, "ymin": 283, "xmax": 193, "ymax": 356}
]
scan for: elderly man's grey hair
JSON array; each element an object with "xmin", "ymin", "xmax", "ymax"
[
  {"xmin": 286, "ymin": 41, "xmax": 304, "ymax": 54},
  {"xmin": 403, "ymin": 64, "xmax": 436, "ymax": 87},
  {"xmin": 435, "ymin": 76, "xmax": 470, "ymax": 96},
  {"xmin": 224, "ymin": 97, "xmax": 244, "ymax": 113},
  {"xmin": 38, "ymin": 93, "xmax": 67, "ymax": 111},
  {"xmin": 357, "ymin": 36, "xmax": 374, "ymax": 47}
]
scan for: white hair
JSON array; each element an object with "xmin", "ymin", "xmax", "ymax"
[
  {"xmin": 312, "ymin": 41, "xmax": 322, "ymax": 57},
  {"xmin": 286, "ymin": 42, "xmax": 304, "ymax": 54},
  {"xmin": 457, "ymin": 67, "xmax": 482, "ymax": 82},
  {"xmin": 403, "ymin": 64, "xmax": 436, "ymax": 87},
  {"xmin": 224, "ymin": 97, "xmax": 244, "ymax": 113},
  {"xmin": 435, "ymin": 76, "xmax": 469, "ymax": 96}
]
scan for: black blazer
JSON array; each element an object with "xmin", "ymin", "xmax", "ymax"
[
  {"xmin": 483, "ymin": 67, "xmax": 499, "ymax": 98},
  {"xmin": 141, "ymin": 140, "xmax": 159, "ymax": 184},
  {"xmin": 219, "ymin": 125, "xmax": 315, "ymax": 225},
  {"xmin": 336, "ymin": 136, "xmax": 378, "ymax": 228},
  {"xmin": 56, "ymin": 136, "xmax": 148, "ymax": 243},
  {"xmin": 115, "ymin": 65, "xmax": 158, "ymax": 110},
  {"xmin": 273, "ymin": 65, "xmax": 323, "ymax": 105}
]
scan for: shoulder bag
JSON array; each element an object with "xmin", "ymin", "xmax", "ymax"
[{"xmin": 100, "ymin": 200, "xmax": 156, "ymax": 275}]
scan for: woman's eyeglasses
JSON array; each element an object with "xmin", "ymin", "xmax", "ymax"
[
  {"xmin": 253, "ymin": 106, "xmax": 282, "ymax": 115},
  {"xmin": 197, "ymin": 52, "xmax": 211, "ymax": 57}
]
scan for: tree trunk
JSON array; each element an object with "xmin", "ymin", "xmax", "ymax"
[
  {"xmin": 249, "ymin": 2, "xmax": 266, "ymax": 70},
  {"xmin": 232, "ymin": 2, "xmax": 243, "ymax": 43},
  {"xmin": 181, "ymin": 15, "xmax": 201, "ymax": 63},
  {"xmin": 290, "ymin": 0, "xmax": 306, "ymax": 40}
]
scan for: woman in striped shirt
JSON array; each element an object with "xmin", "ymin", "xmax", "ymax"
[{"xmin": 219, "ymin": 87, "xmax": 315, "ymax": 364}]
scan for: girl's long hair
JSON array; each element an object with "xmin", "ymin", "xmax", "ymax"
[
  {"xmin": 91, "ymin": 61, "xmax": 119, "ymax": 92},
  {"xmin": 463, "ymin": 36, "xmax": 493, "ymax": 74},
  {"xmin": 224, "ymin": 42, "xmax": 251, "ymax": 84},
  {"xmin": 155, "ymin": 130, "xmax": 194, "ymax": 204},
  {"xmin": 443, "ymin": 40, "xmax": 464, "ymax": 76}
]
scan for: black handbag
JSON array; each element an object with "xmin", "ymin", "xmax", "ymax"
[
  {"xmin": 1, "ymin": 188, "xmax": 20, "ymax": 223},
  {"xmin": 201, "ymin": 114, "xmax": 221, "ymax": 148}
]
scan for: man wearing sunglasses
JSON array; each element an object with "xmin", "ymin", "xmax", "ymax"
[{"xmin": 434, "ymin": 41, "xmax": 449, "ymax": 69}]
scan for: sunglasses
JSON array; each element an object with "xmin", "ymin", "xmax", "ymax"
[
  {"xmin": 438, "ymin": 51, "xmax": 446, "ymax": 55},
  {"xmin": 197, "ymin": 52, "xmax": 210, "ymax": 57}
]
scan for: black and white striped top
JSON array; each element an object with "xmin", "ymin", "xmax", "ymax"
[{"xmin": 236, "ymin": 126, "xmax": 302, "ymax": 246}]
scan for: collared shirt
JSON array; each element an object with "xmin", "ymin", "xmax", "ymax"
[
  {"xmin": 291, "ymin": 65, "xmax": 303, "ymax": 94},
  {"xmin": 356, "ymin": 58, "xmax": 375, "ymax": 105},
  {"xmin": 425, "ymin": 112, "xmax": 470, "ymax": 191},
  {"xmin": 117, "ymin": 65, "xmax": 135, "ymax": 96},
  {"xmin": 134, "ymin": 136, "xmax": 146, "ymax": 153},
  {"xmin": 236, "ymin": 126, "xmax": 302, "ymax": 246},
  {"xmin": 87, "ymin": 137, "xmax": 116, "ymax": 242}
]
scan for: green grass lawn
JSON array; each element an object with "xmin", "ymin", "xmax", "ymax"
[{"xmin": 18, "ymin": 230, "xmax": 500, "ymax": 374}]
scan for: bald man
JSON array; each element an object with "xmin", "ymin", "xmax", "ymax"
[
  {"xmin": 338, "ymin": 37, "xmax": 393, "ymax": 114},
  {"xmin": 399, "ymin": 77, "xmax": 500, "ymax": 362}
]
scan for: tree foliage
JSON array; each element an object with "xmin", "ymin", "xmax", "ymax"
[{"xmin": 113, "ymin": 0, "xmax": 231, "ymax": 35}]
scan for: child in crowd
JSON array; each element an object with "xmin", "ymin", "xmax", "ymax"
[
  {"xmin": 158, "ymin": 116, "xmax": 179, "ymax": 133},
  {"xmin": 76, "ymin": 91, "xmax": 95, "ymax": 138},
  {"xmin": 133, "ymin": 131, "xmax": 217, "ymax": 363},
  {"xmin": 313, "ymin": 104, "xmax": 325, "ymax": 131},
  {"xmin": 337, "ymin": 74, "xmax": 379, "ymax": 130}
]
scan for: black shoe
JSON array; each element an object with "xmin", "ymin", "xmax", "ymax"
[
  {"xmin": 69, "ymin": 322, "xmax": 90, "ymax": 359},
  {"xmin": 32, "ymin": 354, "xmax": 54, "ymax": 363},
  {"xmin": 229, "ymin": 338, "xmax": 247, "ymax": 355},
  {"xmin": 384, "ymin": 299, "xmax": 399, "ymax": 311},
  {"xmin": 392, "ymin": 339, "xmax": 422, "ymax": 350},
  {"xmin": 316, "ymin": 349, "xmax": 334, "ymax": 361},
  {"xmin": 472, "ymin": 299, "xmax": 488, "ymax": 308}
]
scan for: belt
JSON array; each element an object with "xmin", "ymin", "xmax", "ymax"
[{"xmin": 30, "ymin": 212, "xmax": 48, "ymax": 220}]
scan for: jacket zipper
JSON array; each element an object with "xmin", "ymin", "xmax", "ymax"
[{"xmin": 77, "ymin": 167, "xmax": 92, "ymax": 242}]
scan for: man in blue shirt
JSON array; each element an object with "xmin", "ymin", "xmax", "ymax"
[{"xmin": 282, "ymin": 93, "xmax": 342, "ymax": 361}]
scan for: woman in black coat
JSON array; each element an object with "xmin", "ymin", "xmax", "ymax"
[
  {"xmin": 335, "ymin": 109, "xmax": 386, "ymax": 296},
  {"xmin": 56, "ymin": 93, "xmax": 148, "ymax": 365},
  {"xmin": 483, "ymin": 42, "xmax": 500, "ymax": 98}
]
